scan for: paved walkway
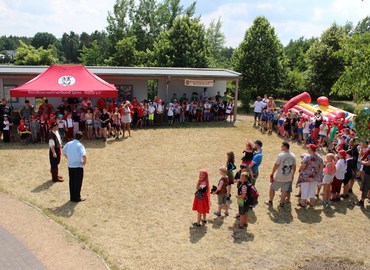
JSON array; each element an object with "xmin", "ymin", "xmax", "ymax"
[
  {"xmin": 0, "ymin": 225, "xmax": 46, "ymax": 270},
  {"xmin": 0, "ymin": 193, "xmax": 109, "ymax": 270}
]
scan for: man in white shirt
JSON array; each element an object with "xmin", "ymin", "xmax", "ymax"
[
  {"xmin": 62, "ymin": 131, "xmax": 87, "ymax": 202},
  {"xmin": 265, "ymin": 142, "xmax": 296, "ymax": 207},
  {"xmin": 253, "ymin": 96, "xmax": 263, "ymax": 126}
]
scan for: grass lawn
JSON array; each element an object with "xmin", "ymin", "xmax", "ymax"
[{"xmin": 0, "ymin": 115, "xmax": 369, "ymax": 270}]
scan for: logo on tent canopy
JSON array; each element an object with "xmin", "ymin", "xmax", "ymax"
[{"xmin": 58, "ymin": 75, "xmax": 76, "ymax": 87}]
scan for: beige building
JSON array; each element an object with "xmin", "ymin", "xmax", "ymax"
[{"xmin": 0, "ymin": 65, "xmax": 241, "ymax": 116}]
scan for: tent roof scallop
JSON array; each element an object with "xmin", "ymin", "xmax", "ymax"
[{"xmin": 10, "ymin": 65, "xmax": 118, "ymax": 98}]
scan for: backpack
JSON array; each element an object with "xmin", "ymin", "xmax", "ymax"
[{"xmin": 249, "ymin": 184, "xmax": 259, "ymax": 207}]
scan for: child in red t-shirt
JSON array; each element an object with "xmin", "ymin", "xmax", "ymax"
[
  {"xmin": 17, "ymin": 119, "xmax": 29, "ymax": 145},
  {"xmin": 136, "ymin": 103, "xmax": 145, "ymax": 128}
]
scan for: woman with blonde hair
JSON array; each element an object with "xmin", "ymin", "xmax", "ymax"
[{"xmin": 121, "ymin": 101, "xmax": 132, "ymax": 137}]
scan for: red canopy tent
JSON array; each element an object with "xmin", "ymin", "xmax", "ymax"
[{"xmin": 10, "ymin": 65, "xmax": 118, "ymax": 98}]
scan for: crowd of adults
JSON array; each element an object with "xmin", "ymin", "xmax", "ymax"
[{"xmin": 0, "ymin": 88, "xmax": 236, "ymax": 144}]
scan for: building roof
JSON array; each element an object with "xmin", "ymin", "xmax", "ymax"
[{"xmin": 0, "ymin": 65, "xmax": 241, "ymax": 80}]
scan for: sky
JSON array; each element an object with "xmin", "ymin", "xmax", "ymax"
[{"xmin": 0, "ymin": 0, "xmax": 369, "ymax": 48}]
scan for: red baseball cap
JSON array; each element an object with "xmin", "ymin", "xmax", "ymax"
[
  {"xmin": 307, "ymin": 144, "xmax": 317, "ymax": 151},
  {"xmin": 338, "ymin": 150, "xmax": 347, "ymax": 158}
]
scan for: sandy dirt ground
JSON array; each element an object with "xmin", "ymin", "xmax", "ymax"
[{"xmin": 0, "ymin": 115, "xmax": 369, "ymax": 270}]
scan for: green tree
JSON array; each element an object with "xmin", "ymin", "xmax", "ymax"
[
  {"xmin": 285, "ymin": 36, "xmax": 317, "ymax": 72},
  {"xmin": 354, "ymin": 109, "xmax": 370, "ymax": 143},
  {"xmin": 206, "ymin": 18, "xmax": 227, "ymax": 68},
  {"xmin": 130, "ymin": 0, "xmax": 161, "ymax": 51},
  {"xmin": 0, "ymin": 35, "xmax": 32, "ymax": 51},
  {"xmin": 157, "ymin": 0, "xmax": 196, "ymax": 30},
  {"xmin": 79, "ymin": 32, "xmax": 91, "ymax": 50},
  {"xmin": 61, "ymin": 31, "xmax": 80, "ymax": 63},
  {"xmin": 105, "ymin": 36, "xmax": 138, "ymax": 66},
  {"xmin": 153, "ymin": 16, "xmax": 209, "ymax": 67},
  {"xmin": 234, "ymin": 16, "xmax": 287, "ymax": 111},
  {"xmin": 106, "ymin": 0, "xmax": 135, "ymax": 54},
  {"xmin": 353, "ymin": 16, "xmax": 370, "ymax": 34},
  {"xmin": 31, "ymin": 32, "xmax": 58, "ymax": 49},
  {"xmin": 15, "ymin": 41, "xmax": 57, "ymax": 65},
  {"xmin": 283, "ymin": 68, "xmax": 306, "ymax": 98},
  {"xmin": 106, "ymin": 0, "xmax": 197, "ymax": 65},
  {"xmin": 305, "ymin": 23, "xmax": 346, "ymax": 98},
  {"xmin": 79, "ymin": 40, "xmax": 105, "ymax": 66},
  {"xmin": 331, "ymin": 32, "xmax": 370, "ymax": 102},
  {"xmin": 0, "ymin": 36, "xmax": 16, "ymax": 51}
]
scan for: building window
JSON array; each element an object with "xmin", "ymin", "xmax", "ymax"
[{"xmin": 116, "ymin": 85, "xmax": 133, "ymax": 103}]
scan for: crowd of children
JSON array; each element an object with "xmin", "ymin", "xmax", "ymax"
[
  {"xmin": 254, "ymin": 96, "xmax": 370, "ymax": 208},
  {"xmin": 192, "ymin": 143, "xmax": 261, "ymax": 229},
  {"xmin": 2, "ymin": 91, "xmax": 236, "ymax": 144},
  {"xmin": 256, "ymin": 102, "xmax": 356, "ymax": 153}
]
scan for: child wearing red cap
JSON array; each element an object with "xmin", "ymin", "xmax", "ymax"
[{"xmin": 17, "ymin": 118, "xmax": 29, "ymax": 145}]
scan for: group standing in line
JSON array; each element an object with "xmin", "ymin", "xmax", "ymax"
[{"xmin": 192, "ymin": 140, "xmax": 263, "ymax": 229}]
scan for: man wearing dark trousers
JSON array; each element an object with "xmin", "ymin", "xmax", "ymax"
[
  {"xmin": 49, "ymin": 122, "xmax": 63, "ymax": 182},
  {"xmin": 62, "ymin": 131, "xmax": 87, "ymax": 202}
]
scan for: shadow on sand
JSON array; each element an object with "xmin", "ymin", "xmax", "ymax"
[
  {"xmin": 209, "ymin": 215, "xmax": 225, "ymax": 229},
  {"xmin": 229, "ymin": 224, "xmax": 255, "ymax": 244},
  {"xmin": 189, "ymin": 225, "xmax": 207, "ymax": 243},
  {"xmin": 267, "ymin": 205, "xmax": 293, "ymax": 224},
  {"xmin": 295, "ymin": 206, "xmax": 323, "ymax": 224}
]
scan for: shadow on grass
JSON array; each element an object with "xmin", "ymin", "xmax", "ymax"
[
  {"xmin": 31, "ymin": 179, "xmax": 56, "ymax": 193},
  {"xmin": 295, "ymin": 207, "xmax": 323, "ymax": 223},
  {"xmin": 189, "ymin": 225, "xmax": 207, "ymax": 243},
  {"xmin": 267, "ymin": 205, "xmax": 293, "ymax": 224},
  {"xmin": 47, "ymin": 201, "xmax": 77, "ymax": 218}
]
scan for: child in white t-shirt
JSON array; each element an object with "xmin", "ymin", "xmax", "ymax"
[
  {"xmin": 318, "ymin": 120, "xmax": 329, "ymax": 148},
  {"xmin": 167, "ymin": 103, "xmax": 174, "ymax": 125},
  {"xmin": 2, "ymin": 114, "xmax": 12, "ymax": 143}
]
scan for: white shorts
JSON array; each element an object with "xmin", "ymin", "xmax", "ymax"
[{"xmin": 322, "ymin": 174, "xmax": 334, "ymax": 184}]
